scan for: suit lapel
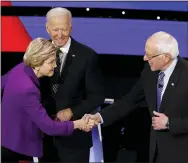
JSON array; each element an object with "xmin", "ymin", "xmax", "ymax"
[
  {"xmin": 49, "ymin": 38, "xmax": 77, "ymax": 83},
  {"xmin": 160, "ymin": 58, "xmax": 184, "ymax": 112},
  {"xmin": 60, "ymin": 38, "xmax": 77, "ymax": 84},
  {"xmin": 149, "ymin": 71, "xmax": 159, "ymax": 112}
]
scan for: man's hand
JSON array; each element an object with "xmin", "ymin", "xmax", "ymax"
[
  {"xmin": 81, "ymin": 119, "xmax": 96, "ymax": 132},
  {"xmin": 56, "ymin": 108, "xmax": 73, "ymax": 121},
  {"xmin": 82, "ymin": 113, "xmax": 102, "ymax": 125},
  {"xmin": 73, "ymin": 119, "xmax": 95, "ymax": 132},
  {"xmin": 152, "ymin": 111, "xmax": 168, "ymax": 130}
]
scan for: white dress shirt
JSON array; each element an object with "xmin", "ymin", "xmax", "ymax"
[
  {"xmin": 160, "ymin": 57, "xmax": 178, "ymax": 99},
  {"xmin": 53, "ymin": 37, "xmax": 71, "ymax": 73}
]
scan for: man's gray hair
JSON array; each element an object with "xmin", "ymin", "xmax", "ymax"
[
  {"xmin": 46, "ymin": 7, "xmax": 72, "ymax": 24},
  {"xmin": 151, "ymin": 31, "xmax": 179, "ymax": 59}
]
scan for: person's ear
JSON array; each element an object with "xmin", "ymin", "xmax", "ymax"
[
  {"xmin": 165, "ymin": 53, "xmax": 172, "ymax": 63},
  {"xmin": 69, "ymin": 24, "xmax": 72, "ymax": 33},
  {"xmin": 46, "ymin": 23, "xmax": 50, "ymax": 34}
]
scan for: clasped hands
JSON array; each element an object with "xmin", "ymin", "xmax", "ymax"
[
  {"xmin": 76, "ymin": 113, "xmax": 102, "ymax": 132},
  {"xmin": 55, "ymin": 108, "xmax": 99, "ymax": 132},
  {"xmin": 152, "ymin": 111, "xmax": 169, "ymax": 130},
  {"xmin": 56, "ymin": 108, "xmax": 73, "ymax": 121}
]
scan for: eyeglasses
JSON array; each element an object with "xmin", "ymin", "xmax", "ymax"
[{"xmin": 145, "ymin": 53, "xmax": 163, "ymax": 60}]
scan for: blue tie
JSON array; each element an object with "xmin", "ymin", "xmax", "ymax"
[{"xmin": 156, "ymin": 72, "xmax": 165, "ymax": 112}]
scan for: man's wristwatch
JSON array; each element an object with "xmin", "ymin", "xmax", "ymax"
[{"xmin": 165, "ymin": 119, "xmax": 169, "ymax": 129}]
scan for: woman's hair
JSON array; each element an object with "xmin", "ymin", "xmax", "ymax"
[{"xmin": 23, "ymin": 37, "xmax": 57, "ymax": 67}]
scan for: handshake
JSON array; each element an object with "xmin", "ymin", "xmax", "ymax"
[{"xmin": 73, "ymin": 113, "xmax": 102, "ymax": 132}]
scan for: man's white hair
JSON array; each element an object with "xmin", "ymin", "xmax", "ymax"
[
  {"xmin": 46, "ymin": 7, "xmax": 72, "ymax": 24},
  {"xmin": 151, "ymin": 31, "xmax": 179, "ymax": 59}
]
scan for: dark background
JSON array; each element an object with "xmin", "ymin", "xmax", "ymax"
[{"xmin": 2, "ymin": 2, "xmax": 188, "ymax": 162}]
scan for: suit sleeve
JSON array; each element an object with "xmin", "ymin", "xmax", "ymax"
[
  {"xmin": 1, "ymin": 72, "xmax": 9, "ymax": 90},
  {"xmin": 23, "ymin": 88, "xmax": 74, "ymax": 136},
  {"xmin": 100, "ymin": 78, "xmax": 145, "ymax": 127},
  {"xmin": 1, "ymin": 72, "xmax": 10, "ymax": 99},
  {"xmin": 71, "ymin": 51, "xmax": 105, "ymax": 119},
  {"xmin": 169, "ymin": 117, "xmax": 188, "ymax": 136}
]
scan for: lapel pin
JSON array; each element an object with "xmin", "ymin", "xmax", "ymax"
[
  {"xmin": 72, "ymin": 55, "xmax": 75, "ymax": 57},
  {"xmin": 171, "ymin": 83, "xmax": 174, "ymax": 86}
]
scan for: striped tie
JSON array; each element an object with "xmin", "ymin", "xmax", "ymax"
[
  {"xmin": 156, "ymin": 71, "xmax": 165, "ymax": 112},
  {"xmin": 51, "ymin": 49, "xmax": 62, "ymax": 97}
]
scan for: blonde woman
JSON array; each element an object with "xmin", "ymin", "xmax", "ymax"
[{"xmin": 1, "ymin": 38, "xmax": 93, "ymax": 162}]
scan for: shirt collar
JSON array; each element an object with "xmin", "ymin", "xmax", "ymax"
[
  {"xmin": 52, "ymin": 37, "xmax": 71, "ymax": 54},
  {"xmin": 162, "ymin": 57, "xmax": 178, "ymax": 77}
]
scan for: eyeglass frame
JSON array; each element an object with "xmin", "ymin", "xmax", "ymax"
[{"xmin": 145, "ymin": 53, "xmax": 164, "ymax": 60}]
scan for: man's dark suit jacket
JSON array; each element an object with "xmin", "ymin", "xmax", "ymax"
[
  {"xmin": 40, "ymin": 38, "xmax": 105, "ymax": 148},
  {"xmin": 100, "ymin": 57, "xmax": 188, "ymax": 163}
]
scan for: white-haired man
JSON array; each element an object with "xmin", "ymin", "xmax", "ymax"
[
  {"xmin": 40, "ymin": 7, "xmax": 104, "ymax": 162},
  {"xmin": 84, "ymin": 31, "xmax": 188, "ymax": 163}
]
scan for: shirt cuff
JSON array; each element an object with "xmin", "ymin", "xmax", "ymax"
[{"xmin": 96, "ymin": 113, "xmax": 104, "ymax": 124}]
